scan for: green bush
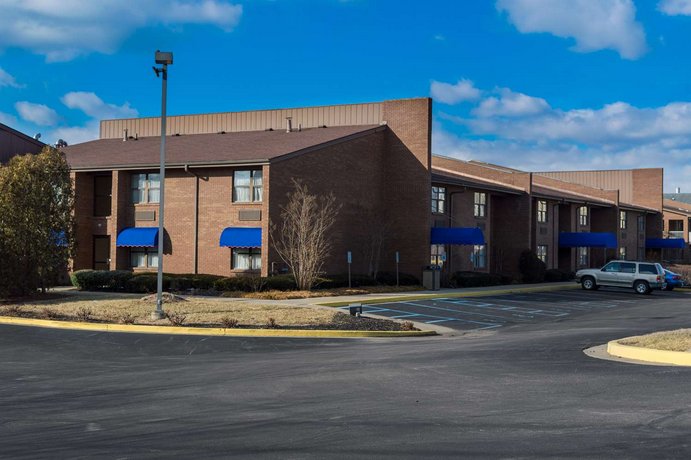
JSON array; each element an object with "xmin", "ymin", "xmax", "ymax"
[
  {"xmin": 264, "ymin": 275, "xmax": 296, "ymax": 291},
  {"xmin": 451, "ymin": 271, "xmax": 504, "ymax": 288},
  {"xmin": 70, "ymin": 270, "xmax": 132, "ymax": 291},
  {"xmin": 519, "ymin": 250, "xmax": 546, "ymax": 284},
  {"xmin": 544, "ymin": 269, "xmax": 575, "ymax": 282},
  {"xmin": 213, "ymin": 277, "xmax": 251, "ymax": 292},
  {"xmin": 375, "ymin": 271, "xmax": 420, "ymax": 286},
  {"xmin": 126, "ymin": 273, "xmax": 172, "ymax": 293}
]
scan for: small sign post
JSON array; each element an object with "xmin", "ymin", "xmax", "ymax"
[
  {"xmin": 347, "ymin": 251, "xmax": 352, "ymax": 288},
  {"xmin": 395, "ymin": 251, "xmax": 400, "ymax": 287}
]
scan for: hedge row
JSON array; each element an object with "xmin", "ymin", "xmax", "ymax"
[{"xmin": 70, "ymin": 270, "xmax": 421, "ymax": 293}]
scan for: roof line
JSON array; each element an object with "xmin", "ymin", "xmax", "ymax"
[
  {"xmin": 533, "ymin": 183, "xmax": 615, "ymax": 205},
  {"xmin": 70, "ymin": 160, "xmax": 270, "ymax": 172},
  {"xmin": 270, "ymin": 125, "xmax": 386, "ymax": 164},
  {"xmin": 432, "ymin": 167, "xmax": 525, "ymax": 191},
  {"xmin": 0, "ymin": 123, "xmax": 45, "ymax": 149}
]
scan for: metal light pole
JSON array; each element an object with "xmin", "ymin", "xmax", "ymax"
[{"xmin": 152, "ymin": 50, "xmax": 173, "ymax": 320}]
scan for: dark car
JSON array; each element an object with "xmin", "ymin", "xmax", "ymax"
[{"xmin": 664, "ymin": 269, "xmax": 685, "ymax": 291}]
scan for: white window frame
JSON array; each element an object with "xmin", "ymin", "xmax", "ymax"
[
  {"xmin": 233, "ymin": 170, "xmax": 263, "ymax": 203},
  {"xmin": 620, "ymin": 211, "xmax": 627, "ymax": 230},
  {"xmin": 232, "ymin": 248, "xmax": 262, "ymax": 270},
  {"xmin": 472, "ymin": 244, "xmax": 486, "ymax": 269},
  {"xmin": 130, "ymin": 248, "xmax": 159, "ymax": 268},
  {"xmin": 537, "ymin": 245, "xmax": 548, "ymax": 263},
  {"xmin": 578, "ymin": 246, "xmax": 588, "ymax": 266},
  {"xmin": 537, "ymin": 201, "xmax": 547, "ymax": 223},
  {"xmin": 619, "ymin": 247, "xmax": 627, "ymax": 260},
  {"xmin": 131, "ymin": 173, "xmax": 160, "ymax": 204},
  {"xmin": 431, "ymin": 186, "xmax": 446, "ymax": 214},
  {"xmin": 474, "ymin": 192, "xmax": 487, "ymax": 218},
  {"xmin": 578, "ymin": 206, "xmax": 588, "ymax": 226}
]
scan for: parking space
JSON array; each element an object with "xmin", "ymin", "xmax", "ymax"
[{"xmin": 340, "ymin": 288, "xmax": 682, "ymax": 331}]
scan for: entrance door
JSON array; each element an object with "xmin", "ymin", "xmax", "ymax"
[{"xmin": 93, "ymin": 236, "xmax": 110, "ymax": 270}]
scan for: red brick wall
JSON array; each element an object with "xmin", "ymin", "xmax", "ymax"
[
  {"xmin": 632, "ymin": 169, "xmax": 663, "ymax": 212},
  {"xmin": 491, "ymin": 194, "xmax": 531, "ymax": 279}
]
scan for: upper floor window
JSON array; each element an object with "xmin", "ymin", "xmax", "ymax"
[
  {"xmin": 131, "ymin": 173, "xmax": 160, "ymax": 204},
  {"xmin": 578, "ymin": 206, "xmax": 588, "ymax": 226},
  {"xmin": 620, "ymin": 211, "xmax": 627, "ymax": 229},
  {"xmin": 474, "ymin": 192, "xmax": 486, "ymax": 218},
  {"xmin": 431, "ymin": 186, "xmax": 446, "ymax": 214},
  {"xmin": 233, "ymin": 170, "xmax": 263, "ymax": 203},
  {"xmin": 537, "ymin": 200, "xmax": 547, "ymax": 223},
  {"xmin": 637, "ymin": 215, "xmax": 645, "ymax": 233}
]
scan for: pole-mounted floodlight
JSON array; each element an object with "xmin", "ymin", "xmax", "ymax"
[{"xmin": 152, "ymin": 50, "xmax": 172, "ymax": 320}]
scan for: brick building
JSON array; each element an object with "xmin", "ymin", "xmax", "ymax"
[
  {"xmin": 0, "ymin": 123, "xmax": 45, "ymax": 163},
  {"xmin": 63, "ymin": 97, "xmax": 668, "ymax": 282},
  {"xmin": 63, "ymin": 98, "xmax": 432, "ymax": 278}
]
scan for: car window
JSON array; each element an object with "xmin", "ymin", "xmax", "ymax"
[
  {"xmin": 655, "ymin": 264, "xmax": 665, "ymax": 275},
  {"xmin": 602, "ymin": 262, "xmax": 621, "ymax": 272},
  {"xmin": 620, "ymin": 262, "xmax": 636, "ymax": 274},
  {"xmin": 638, "ymin": 264, "xmax": 658, "ymax": 275}
]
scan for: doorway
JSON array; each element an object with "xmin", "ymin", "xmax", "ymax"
[{"xmin": 93, "ymin": 236, "xmax": 110, "ymax": 270}]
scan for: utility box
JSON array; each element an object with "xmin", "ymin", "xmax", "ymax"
[{"xmin": 422, "ymin": 266, "xmax": 441, "ymax": 291}]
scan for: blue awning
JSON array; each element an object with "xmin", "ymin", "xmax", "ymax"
[
  {"xmin": 559, "ymin": 232, "xmax": 617, "ymax": 249},
  {"xmin": 116, "ymin": 227, "xmax": 159, "ymax": 247},
  {"xmin": 430, "ymin": 227, "xmax": 485, "ymax": 245},
  {"xmin": 219, "ymin": 227, "xmax": 262, "ymax": 248},
  {"xmin": 646, "ymin": 238, "xmax": 686, "ymax": 249}
]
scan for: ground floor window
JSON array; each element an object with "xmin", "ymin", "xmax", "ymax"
[
  {"xmin": 130, "ymin": 248, "xmax": 159, "ymax": 268},
  {"xmin": 619, "ymin": 247, "xmax": 627, "ymax": 260},
  {"xmin": 637, "ymin": 246, "xmax": 645, "ymax": 261},
  {"xmin": 472, "ymin": 245, "xmax": 486, "ymax": 269},
  {"xmin": 537, "ymin": 245, "xmax": 548, "ymax": 264},
  {"xmin": 232, "ymin": 248, "xmax": 261, "ymax": 270},
  {"xmin": 577, "ymin": 247, "xmax": 588, "ymax": 267},
  {"xmin": 430, "ymin": 244, "xmax": 446, "ymax": 267}
]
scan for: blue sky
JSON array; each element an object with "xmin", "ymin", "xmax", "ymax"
[{"xmin": 2, "ymin": 0, "xmax": 691, "ymax": 191}]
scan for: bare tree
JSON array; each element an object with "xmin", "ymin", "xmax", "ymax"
[{"xmin": 271, "ymin": 180, "xmax": 341, "ymax": 291}]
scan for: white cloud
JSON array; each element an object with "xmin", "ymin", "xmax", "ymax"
[
  {"xmin": 430, "ymin": 79, "xmax": 482, "ymax": 105},
  {"xmin": 496, "ymin": 0, "xmax": 647, "ymax": 59},
  {"xmin": 659, "ymin": 0, "xmax": 691, "ymax": 15},
  {"xmin": 0, "ymin": 0, "xmax": 243, "ymax": 62},
  {"xmin": 61, "ymin": 92, "xmax": 138, "ymax": 120},
  {"xmin": 473, "ymin": 88, "xmax": 550, "ymax": 117},
  {"xmin": 15, "ymin": 101, "xmax": 59, "ymax": 126},
  {"xmin": 0, "ymin": 67, "xmax": 23, "ymax": 88},
  {"xmin": 0, "ymin": 111, "xmax": 19, "ymax": 126}
]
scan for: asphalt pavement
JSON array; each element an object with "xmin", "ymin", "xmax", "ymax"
[{"xmin": 2, "ymin": 288, "xmax": 691, "ymax": 458}]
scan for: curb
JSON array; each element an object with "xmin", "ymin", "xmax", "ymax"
[
  {"xmin": 607, "ymin": 339, "xmax": 691, "ymax": 366},
  {"xmin": 319, "ymin": 284, "xmax": 579, "ymax": 307},
  {"xmin": 0, "ymin": 316, "xmax": 437, "ymax": 339}
]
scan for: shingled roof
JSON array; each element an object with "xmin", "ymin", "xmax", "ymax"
[{"xmin": 62, "ymin": 125, "xmax": 382, "ymax": 170}]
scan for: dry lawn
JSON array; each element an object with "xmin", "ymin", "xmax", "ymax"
[
  {"xmin": 225, "ymin": 285, "xmax": 425, "ymax": 300},
  {"xmin": 619, "ymin": 329, "xmax": 691, "ymax": 352},
  {"xmin": 0, "ymin": 293, "xmax": 411, "ymax": 330}
]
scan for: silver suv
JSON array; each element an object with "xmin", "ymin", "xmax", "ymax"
[{"xmin": 575, "ymin": 260, "xmax": 665, "ymax": 294}]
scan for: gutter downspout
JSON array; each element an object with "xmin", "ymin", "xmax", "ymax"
[{"xmin": 184, "ymin": 164, "xmax": 207, "ymax": 275}]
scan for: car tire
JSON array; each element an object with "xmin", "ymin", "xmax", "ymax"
[
  {"xmin": 581, "ymin": 277, "xmax": 596, "ymax": 291},
  {"xmin": 664, "ymin": 285, "xmax": 674, "ymax": 291},
  {"xmin": 634, "ymin": 280, "xmax": 650, "ymax": 295}
]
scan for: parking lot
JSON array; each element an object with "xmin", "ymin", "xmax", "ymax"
[{"xmin": 340, "ymin": 288, "xmax": 685, "ymax": 331}]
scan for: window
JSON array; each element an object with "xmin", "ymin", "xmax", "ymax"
[
  {"xmin": 537, "ymin": 201, "xmax": 547, "ymax": 223},
  {"xmin": 620, "ymin": 211, "xmax": 627, "ymax": 229},
  {"xmin": 93, "ymin": 175, "xmax": 112, "ymax": 217},
  {"xmin": 577, "ymin": 247, "xmax": 588, "ymax": 266},
  {"xmin": 537, "ymin": 245, "xmax": 548, "ymax": 263},
  {"xmin": 639, "ymin": 263, "xmax": 659, "ymax": 275},
  {"xmin": 131, "ymin": 173, "xmax": 160, "ymax": 204},
  {"xmin": 232, "ymin": 248, "xmax": 261, "ymax": 270},
  {"xmin": 233, "ymin": 170, "xmax": 263, "ymax": 203},
  {"xmin": 472, "ymin": 245, "xmax": 486, "ymax": 269},
  {"xmin": 578, "ymin": 206, "xmax": 588, "ymax": 226},
  {"xmin": 602, "ymin": 262, "xmax": 621, "ymax": 272},
  {"xmin": 619, "ymin": 247, "xmax": 627, "ymax": 260},
  {"xmin": 130, "ymin": 248, "xmax": 159, "ymax": 268},
  {"xmin": 637, "ymin": 216, "xmax": 645, "ymax": 233},
  {"xmin": 669, "ymin": 219, "xmax": 684, "ymax": 238},
  {"xmin": 474, "ymin": 192, "xmax": 487, "ymax": 218},
  {"xmin": 620, "ymin": 262, "xmax": 636, "ymax": 273},
  {"xmin": 431, "ymin": 186, "xmax": 446, "ymax": 214},
  {"xmin": 637, "ymin": 246, "xmax": 645, "ymax": 261},
  {"xmin": 430, "ymin": 244, "xmax": 445, "ymax": 267}
]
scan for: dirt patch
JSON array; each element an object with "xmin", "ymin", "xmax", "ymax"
[
  {"xmin": 0, "ymin": 298, "xmax": 414, "ymax": 331},
  {"xmin": 619, "ymin": 329, "xmax": 691, "ymax": 352}
]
